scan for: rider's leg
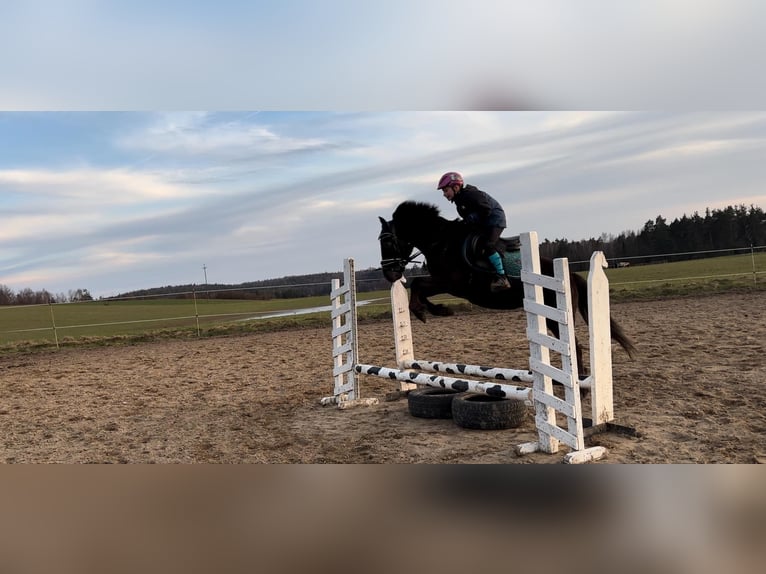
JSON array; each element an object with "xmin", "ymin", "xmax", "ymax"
[
  {"xmin": 484, "ymin": 227, "xmax": 510, "ymax": 291},
  {"xmin": 488, "ymin": 252, "xmax": 505, "ymax": 276}
]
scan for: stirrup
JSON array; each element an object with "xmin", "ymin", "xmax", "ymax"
[{"xmin": 490, "ymin": 275, "xmax": 511, "ymax": 292}]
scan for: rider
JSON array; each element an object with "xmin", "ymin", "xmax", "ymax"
[{"xmin": 437, "ymin": 171, "xmax": 511, "ymax": 292}]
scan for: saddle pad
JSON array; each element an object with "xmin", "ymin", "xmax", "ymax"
[{"xmin": 502, "ymin": 250, "xmax": 522, "ymax": 278}]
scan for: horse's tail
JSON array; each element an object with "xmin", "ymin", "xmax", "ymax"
[{"xmin": 572, "ymin": 273, "xmax": 637, "ymax": 360}]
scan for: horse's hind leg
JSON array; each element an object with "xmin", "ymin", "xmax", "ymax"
[
  {"xmin": 426, "ymin": 301, "xmax": 454, "ymax": 317},
  {"xmin": 575, "ymin": 339, "xmax": 587, "ymax": 379}
]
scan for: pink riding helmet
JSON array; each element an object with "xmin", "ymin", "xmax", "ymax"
[{"xmin": 437, "ymin": 171, "xmax": 464, "ymax": 190}]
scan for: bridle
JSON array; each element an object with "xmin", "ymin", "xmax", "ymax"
[{"xmin": 378, "ymin": 220, "xmax": 421, "ymax": 274}]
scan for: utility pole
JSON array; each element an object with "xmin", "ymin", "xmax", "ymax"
[{"xmin": 202, "ymin": 264, "xmax": 209, "ymax": 300}]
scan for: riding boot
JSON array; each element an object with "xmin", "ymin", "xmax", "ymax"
[
  {"xmin": 488, "ymin": 252, "xmax": 510, "ymax": 292},
  {"xmin": 490, "ymin": 275, "xmax": 511, "ymax": 292}
]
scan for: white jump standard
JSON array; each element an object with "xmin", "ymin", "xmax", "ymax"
[
  {"xmin": 323, "ymin": 257, "xmax": 378, "ymax": 408},
  {"xmin": 322, "ymin": 231, "xmax": 629, "ymax": 463}
]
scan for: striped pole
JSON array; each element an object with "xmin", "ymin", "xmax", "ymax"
[
  {"xmin": 401, "ymin": 358, "xmax": 591, "ymax": 390},
  {"xmin": 355, "ymin": 364, "xmax": 532, "ymax": 402}
]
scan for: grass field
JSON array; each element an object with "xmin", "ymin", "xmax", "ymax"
[
  {"xmin": 603, "ymin": 251, "xmax": 766, "ymax": 300},
  {"xmin": 2, "ymin": 252, "xmax": 764, "ymax": 351},
  {"xmin": 0, "ymin": 290, "xmax": 396, "ymax": 350}
]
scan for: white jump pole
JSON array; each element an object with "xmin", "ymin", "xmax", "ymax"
[
  {"xmin": 355, "ymin": 364, "xmax": 533, "ymax": 402},
  {"xmin": 399, "ymin": 359, "xmax": 535, "ymax": 384}
]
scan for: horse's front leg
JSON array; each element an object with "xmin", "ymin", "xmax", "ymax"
[{"xmin": 409, "ymin": 277, "xmax": 454, "ymax": 322}]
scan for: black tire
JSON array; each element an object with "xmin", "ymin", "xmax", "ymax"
[
  {"xmin": 407, "ymin": 388, "xmax": 464, "ymax": 419},
  {"xmin": 452, "ymin": 394, "xmax": 528, "ymax": 430}
]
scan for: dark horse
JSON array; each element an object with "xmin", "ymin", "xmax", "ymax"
[{"xmin": 378, "ymin": 201, "xmax": 636, "ymax": 373}]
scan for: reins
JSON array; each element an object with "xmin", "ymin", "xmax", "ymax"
[
  {"xmin": 378, "ymin": 224, "xmax": 424, "ymax": 273},
  {"xmin": 378, "ymin": 230, "xmax": 422, "ymax": 270}
]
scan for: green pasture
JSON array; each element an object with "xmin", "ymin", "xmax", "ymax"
[
  {"xmin": 602, "ymin": 251, "xmax": 766, "ymax": 300},
  {"xmin": 0, "ymin": 291, "xmax": 390, "ymax": 350},
  {"xmin": 1, "ymin": 251, "xmax": 764, "ymax": 351}
]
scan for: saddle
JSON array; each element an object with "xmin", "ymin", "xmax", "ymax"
[{"xmin": 461, "ymin": 234, "xmax": 523, "ymax": 278}]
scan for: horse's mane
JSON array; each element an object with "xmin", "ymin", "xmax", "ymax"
[{"xmin": 392, "ymin": 201, "xmax": 443, "ymax": 226}]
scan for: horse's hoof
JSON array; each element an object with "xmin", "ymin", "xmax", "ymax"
[
  {"xmin": 433, "ymin": 305, "xmax": 454, "ymax": 317},
  {"xmin": 411, "ymin": 308, "xmax": 427, "ymax": 323}
]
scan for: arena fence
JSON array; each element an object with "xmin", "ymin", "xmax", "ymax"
[{"xmin": 1, "ymin": 244, "xmax": 764, "ymax": 349}]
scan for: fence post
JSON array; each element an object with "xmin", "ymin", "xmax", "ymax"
[
  {"xmin": 48, "ymin": 302, "xmax": 60, "ymax": 350},
  {"xmin": 192, "ymin": 288, "xmax": 201, "ymax": 337},
  {"xmin": 752, "ymin": 244, "xmax": 757, "ymax": 285}
]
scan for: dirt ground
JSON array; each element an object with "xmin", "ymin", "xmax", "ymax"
[{"xmin": 1, "ymin": 291, "xmax": 764, "ymax": 463}]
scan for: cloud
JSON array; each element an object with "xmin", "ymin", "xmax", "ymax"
[
  {"xmin": 116, "ymin": 113, "xmax": 333, "ymax": 158},
  {"xmin": 0, "ymin": 167, "xmax": 201, "ymax": 203}
]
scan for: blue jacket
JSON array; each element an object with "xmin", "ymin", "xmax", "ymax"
[{"xmin": 454, "ymin": 184, "xmax": 507, "ymax": 228}]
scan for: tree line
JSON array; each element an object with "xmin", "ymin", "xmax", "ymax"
[
  {"xmin": 0, "ymin": 287, "xmax": 93, "ymax": 306},
  {"xmin": 2, "ymin": 203, "xmax": 764, "ymax": 305},
  {"xmin": 538, "ymin": 204, "xmax": 766, "ymax": 269},
  {"xmin": 110, "ymin": 270, "xmax": 392, "ymax": 301}
]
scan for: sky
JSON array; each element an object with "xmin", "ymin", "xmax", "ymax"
[
  {"xmin": 1, "ymin": 1, "xmax": 765, "ymax": 298},
  {"xmin": 2, "ymin": 111, "xmax": 766, "ymax": 298}
]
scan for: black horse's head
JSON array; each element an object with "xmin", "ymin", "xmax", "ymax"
[
  {"xmin": 378, "ymin": 201, "xmax": 443, "ymax": 282},
  {"xmin": 378, "ymin": 216, "xmax": 414, "ymax": 283}
]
